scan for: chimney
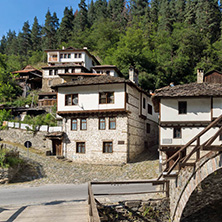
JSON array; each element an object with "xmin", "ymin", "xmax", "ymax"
[
  {"xmin": 197, "ymin": 68, "xmax": 204, "ymax": 83},
  {"xmin": 62, "ymin": 46, "xmax": 65, "ymax": 50},
  {"xmin": 129, "ymin": 66, "xmax": 138, "ymax": 85},
  {"xmin": 83, "ymin": 47, "xmax": 88, "ymax": 50}
]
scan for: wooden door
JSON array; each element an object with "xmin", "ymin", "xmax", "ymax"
[{"xmin": 52, "ymin": 140, "xmax": 62, "ymax": 156}]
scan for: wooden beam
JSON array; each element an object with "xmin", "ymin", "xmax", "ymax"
[
  {"xmin": 163, "ymin": 114, "xmax": 222, "ymax": 166},
  {"xmin": 202, "ymin": 146, "xmax": 222, "ymax": 151}
]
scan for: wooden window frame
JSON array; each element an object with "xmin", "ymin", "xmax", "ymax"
[
  {"xmin": 103, "ymin": 141, "xmax": 113, "ymax": 153},
  {"xmin": 99, "ymin": 118, "xmax": 106, "ymax": 130},
  {"xmin": 79, "ymin": 53, "xmax": 82, "ymax": 58},
  {"xmin": 65, "ymin": 94, "xmax": 78, "ymax": 106},
  {"xmin": 71, "ymin": 119, "xmax": 77, "ymax": 131},
  {"xmin": 99, "ymin": 92, "xmax": 114, "ymax": 104},
  {"xmin": 75, "ymin": 53, "xmax": 78, "ymax": 58},
  {"xmin": 178, "ymin": 101, "xmax": 187, "ymax": 114},
  {"xmin": 109, "ymin": 117, "xmax": 116, "ymax": 130},
  {"xmin": 49, "ymin": 70, "xmax": 53, "ymax": 76},
  {"xmin": 173, "ymin": 127, "xmax": 182, "ymax": 139},
  {"xmin": 80, "ymin": 118, "xmax": 87, "ymax": 130},
  {"xmin": 146, "ymin": 123, "xmax": 151, "ymax": 134},
  {"xmin": 148, "ymin": 104, "xmax": 153, "ymax": 115},
  {"xmin": 68, "ymin": 53, "xmax": 71, "ymax": 58},
  {"xmin": 60, "ymin": 54, "xmax": 63, "ymax": 59},
  {"xmin": 76, "ymin": 142, "xmax": 85, "ymax": 154}
]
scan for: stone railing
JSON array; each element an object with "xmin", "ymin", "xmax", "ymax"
[{"xmin": 3, "ymin": 121, "xmax": 63, "ymax": 132}]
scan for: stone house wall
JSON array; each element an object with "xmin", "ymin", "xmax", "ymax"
[
  {"xmin": 63, "ymin": 114, "xmax": 128, "ymax": 164},
  {"xmin": 0, "ymin": 128, "xmax": 51, "ymax": 151},
  {"xmin": 127, "ymin": 85, "xmax": 159, "ymax": 160},
  {"xmin": 42, "ymin": 77, "xmax": 63, "ymax": 92}
]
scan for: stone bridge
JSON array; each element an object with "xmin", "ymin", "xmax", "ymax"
[{"xmin": 168, "ymin": 150, "xmax": 222, "ymax": 222}]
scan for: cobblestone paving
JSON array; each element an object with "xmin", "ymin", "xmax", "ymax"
[{"xmin": 1, "ymin": 141, "xmax": 159, "ymax": 187}]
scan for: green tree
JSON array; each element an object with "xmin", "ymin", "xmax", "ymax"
[
  {"xmin": 74, "ymin": 0, "xmax": 88, "ymax": 31},
  {"xmin": 42, "ymin": 10, "xmax": 59, "ymax": 49},
  {"xmin": 58, "ymin": 7, "xmax": 74, "ymax": 44},
  {"xmin": 31, "ymin": 17, "xmax": 42, "ymax": 51}
]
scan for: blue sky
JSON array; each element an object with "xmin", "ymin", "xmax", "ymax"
[{"xmin": 0, "ymin": 0, "xmax": 82, "ymax": 38}]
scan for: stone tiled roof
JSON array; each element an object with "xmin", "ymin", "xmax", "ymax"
[
  {"xmin": 52, "ymin": 75, "xmax": 130, "ymax": 89},
  {"xmin": 152, "ymin": 82, "xmax": 222, "ymax": 112}
]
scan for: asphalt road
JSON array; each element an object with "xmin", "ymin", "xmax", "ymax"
[{"xmin": 0, "ymin": 183, "xmax": 157, "ymax": 206}]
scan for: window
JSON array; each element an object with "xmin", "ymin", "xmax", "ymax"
[
  {"xmin": 80, "ymin": 118, "xmax": 87, "ymax": 130},
  {"xmin": 99, "ymin": 118, "xmax": 106, "ymax": 130},
  {"xmin": 71, "ymin": 119, "xmax": 77, "ymax": 131},
  {"xmin": 52, "ymin": 55, "xmax": 57, "ymax": 58},
  {"xmin": 75, "ymin": 53, "xmax": 78, "ymax": 58},
  {"xmin": 148, "ymin": 104, "xmax": 153, "ymax": 115},
  {"xmin": 48, "ymin": 80, "xmax": 52, "ymax": 86},
  {"xmin": 65, "ymin": 68, "xmax": 69, "ymax": 73},
  {"xmin": 143, "ymin": 98, "xmax": 146, "ymax": 109},
  {"xmin": 65, "ymin": 94, "xmax": 78, "ymax": 106},
  {"xmin": 60, "ymin": 54, "xmax": 63, "ymax": 59},
  {"xmin": 54, "ymin": 69, "xmax": 58, "ymax": 75},
  {"xmin": 219, "ymin": 133, "xmax": 222, "ymax": 141},
  {"xmin": 64, "ymin": 54, "xmax": 67, "ymax": 58},
  {"xmin": 106, "ymin": 71, "xmax": 110, "ymax": 75},
  {"xmin": 173, "ymin": 127, "xmax": 181, "ymax": 138},
  {"xmin": 68, "ymin": 53, "xmax": 71, "ymax": 58},
  {"xmin": 76, "ymin": 142, "xmax": 85, "ymax": 153},
  {"xmin": 99, "ymin": 92, "xmax": 114, "ymax": 104},
  {"xmin": 178, "ymin": 101, "xmax": 187, "ymax": 114},
  {"xmin": 146, "ymin": 123, "xmax": 150, "ymax": 133},
  {"xmin": 49, "ymin": 70, "xmax": 53, "ymax": 75},
  {"xmin": 109, "ymin": 117, "xmax": 116, "ymax": 129},
  {"xmin": 103, "ymin": 142, "xmax": 113, "ymax": 153},
  {"xmin": 79, "ymin": 53, "xmax": 82, "ymax": 58}
]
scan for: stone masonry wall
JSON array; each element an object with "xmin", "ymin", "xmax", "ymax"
[
  {"xmin": 42, "ymin": 77, "xmax": 63, "ymax": 92},
  {"xmin": 169, "ymin": 151, "xmax": 222, "ymax": 222},
  {"xmin": 0, "ymin": 128, "xmax": 52, "ymax": 151},
  {"xmin": 63, "ymin": 114, "xmax": 128, "ymax": 164},
  {"xmin": 127, "ymin": 85, "xmax": 158, "ymax": 160}
]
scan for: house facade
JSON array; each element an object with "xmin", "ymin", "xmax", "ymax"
[
  {"xmin": 152, "ymin": 69, "xmax": 222, "ymax": 172},
  {"xmin": 52, "ymin": 75, "xmax": 158, "ymax": 164}
]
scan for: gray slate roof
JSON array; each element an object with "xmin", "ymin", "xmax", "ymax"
[
  {"xmin": 152, "ymin": 82, "xmax": 222, "ymax": 112},
  {"xmin": 52, "ymin": 75, "xmax": 131, "ymax": 89}
]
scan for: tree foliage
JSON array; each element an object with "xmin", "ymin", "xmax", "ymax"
[{"xmin": 1, "ymin": 0, "xmax": 222, "ymax": 90}]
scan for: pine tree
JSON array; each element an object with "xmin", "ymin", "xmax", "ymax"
[
  {"xmin": 158, "ymin": 0, "xmax": 173, "ymax": 33},
  {"xmin": 174, "ymin": 0, "xmax": 185, "ymax": 23},
  {"xmin": 196, "ymin": 0, "xmax": 221, "ymax": 43},
  {"xmin": 17, "ymin": 21, "xmax": 32, "ymax": 56},
  {"xmin": 74, "ymin": 0, "xmax": 88, "ymax": 31},
  {"xmin": 184, "ymin": 0, "xmax": 197, "ymax": 25},
  {"xmin": 108, "ymin": 0, "xmax": 125, "ymax": 22},
  {"xmin": 94, "ymin": 0, "xmax": 108, "ymax": 20},
  {"xmin": 31, "ymin": 17, "xmax": 42, "ymax": 51},
  {"xmin": 88, "ymin": 0, "xmax": 96, "ymax": 27},
  {"xmin": 150, "ymin": 0, "xmax": 159, "ymax": 23},
  {"xmin": 42, "ymin": 10, "xmax": 59, "ymax": 49},
  {"xmin": 58, "ymin": 7, "xmax": 74, "ymax": 43},
  {"xmin": 0, "ymin": 35, "xmax": 7, "ymax": 54},
  {"xmin": 130, "ymin": 0, "xmax": 148, "ymax": 17}
]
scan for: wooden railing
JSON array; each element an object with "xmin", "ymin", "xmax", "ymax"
[
  {"xmin": 159, "ymin": 114, "xmax": 222, "ymax": 179},
  {"xmin": 38, "ymin": 99, "xmax": 57, "ymax": 107},
  {"xmin": 88, "ymin": 180, "xmax": 169, "ymax": 222}
]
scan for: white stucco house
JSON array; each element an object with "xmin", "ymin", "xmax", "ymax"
[
  {"xmin": 50, "ymin": 75, "xmax": 159, "ymax": 164},
  {"xmin": 152, "ymin": 69, "xmax": 222, "ymax": 174}
]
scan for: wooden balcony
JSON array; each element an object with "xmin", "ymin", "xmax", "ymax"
[
  {"xmin": 38, "ymin": 99, "xmax": 57, "ymax": 107},
  {"xmin": 48, "ymin": 57, "xmax": 58, "ymax": 62}
]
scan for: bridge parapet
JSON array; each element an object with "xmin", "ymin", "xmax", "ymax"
[{"xmin": 170, "ymin": 151, "xmax": 222, "ymax": 221}]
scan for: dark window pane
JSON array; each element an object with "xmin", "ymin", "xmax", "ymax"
[
  {"xmin": 103, "ymin": 142, "xmax": 113, "ymax": 153},
  {"xmin": 99, "ymin": 118, "xmax": 105, "ymax": 130},
  {"xmin": 148, "ymin": 104, "xmax": 153, "ymax": 115},
  {"xmin": 179, "ymin": 102, "xmax": 187, "ymax": 114},
  {"xmin": 174, "ymin": 127, "xmax": 181, "ymax": 138},
  {"xmin": 76, "ymin": 142, "xmax": 85, "ymax": 153}
]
